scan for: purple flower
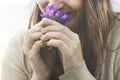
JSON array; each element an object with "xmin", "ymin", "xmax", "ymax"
[
  {"xmin": 58, "ymin": 14, "xmax": 69, "ymax": 23},
  {"xmin": 41, "ymin": 4, "xmax": 69, "ymax": 24},
  {"xmin": 40, "ymin": 4, "xmax": 69, "ymax": 48},
  {"xmin": 46, "ymin": 4, "xmax": 56, "ymax": 10},
  {"xmin": 55, "ymin": 11, "xmax": 63, "ymax": 18}
]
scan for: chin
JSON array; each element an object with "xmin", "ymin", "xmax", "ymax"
[
  {"xmin": 64, "ymin": 11, "xmax": 81, "ymax": 28},
  {"xmin": 64, "ymin": 17, "xmax": 81, "ymax": 29}
]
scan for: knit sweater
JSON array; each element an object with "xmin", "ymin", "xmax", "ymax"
[{"xmin": 1, "ymin": 17, "xmax": 120, "ymax": 80}]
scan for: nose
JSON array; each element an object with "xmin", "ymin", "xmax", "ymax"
[
  {"xmin": 48, "ymin": 0, "xmax": 58, "ymax": 5},
  {"xmin": 48, "ymin": 0, "xmax": 64, "ymax": 9}
]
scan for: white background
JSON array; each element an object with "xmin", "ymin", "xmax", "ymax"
[
  {"xmin": 0, "ymin": 0, "xmax": 120, "ymax": 79},
  {"xmin": 0, "ymin": 0, "xmax": 31, "ymax": 78}
]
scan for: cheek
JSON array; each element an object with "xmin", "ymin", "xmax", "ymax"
[{"xmin": 64, "ymin": 0, "xmax": 83, "ymax": 10}]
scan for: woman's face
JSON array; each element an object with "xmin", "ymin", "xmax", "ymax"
[{"xmin": 36, "ymin": 0, "xmax": 83, "ymax": 28}]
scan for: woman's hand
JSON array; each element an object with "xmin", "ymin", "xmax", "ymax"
[
  {"xmin": 22, "ymin": 22, "xmax": 52, "ymax": 80},
  {"xmin": 40, "ymin": 18, "xmax": 83, "ymax": 72}
]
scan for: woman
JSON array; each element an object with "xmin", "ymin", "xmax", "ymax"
[{"xmin": 1, "ymin": 0, "xmax": 120, "ymax": 80}]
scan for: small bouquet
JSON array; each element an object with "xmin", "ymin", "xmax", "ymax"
[{"xmin": 40, "ymin": 4, "xmax": 69, "ymax": 48}]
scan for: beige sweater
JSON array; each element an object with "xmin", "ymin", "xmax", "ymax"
[{"xmin": 1, "ymin": 18, "xmax": 120, "ymax": 80}]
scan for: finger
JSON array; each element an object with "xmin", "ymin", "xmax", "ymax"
[
  {"xmin": 27, "ymin": 18, "xmax": 54, "ymax": 35},
  {"xmin": 41, "ymin": 25, "xmax": 77, "ymax": 41},
  {"xmin": 40, "ymin": 18, "xmax": 79, "ymax": 41},
  {"xmin": 47, "ymin": 39, "xmax": 71, "ymax": 55},
  {"xmin": 33, "ymin": 18, "xmax": 56, "ymax": 29},
  {"xmin": 24, "ymin": 32, "xmax": 42, "ymax": 52},
  {"xmin": 26, "ymin": 26, "xmax": 42, "ymax": 37},
  {"xmin": 27, "ymin": 40, "xmax": 49, "ymax": 71},
  {"xmin": 25, "ymin": 26, "xmax": 42, "ymax": 42},
  {"xmin": 29, "ymin": 40, "xmax": 42, "ymax": 58},
  {"xmin": 41, "ymin": 31, "xmax": 75, "ymax": 49},
  {"xmin": 34, "ymin": 19, "xmax": 48, "ymax": 27},
  {"xmin": 41, "ymin": 18, "xmax": 60, "ymax": 26},
  {"xmin": 27, "ymin": 32, "xmax": 42, "ymax": 42}
]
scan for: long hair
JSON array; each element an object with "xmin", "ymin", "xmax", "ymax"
[
  {"xmin": 28, "ymin": 0, "xmax": 118, "ymax": 79},
  {"xmin": 83, "ymin": 0, "xmax": 112, "ymax": 76}
]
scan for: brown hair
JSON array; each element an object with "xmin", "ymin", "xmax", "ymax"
[
  {"xmin": 28, "ymin": 0, "xmax": 118, "ymax": 79},
  {"xmin": 82, "ymin": 0, "xmax": 112, "ymax": 77}
]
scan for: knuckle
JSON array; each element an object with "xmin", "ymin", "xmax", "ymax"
[
  {"xmin": 42, "ymin": 18, "xmax": 48, "ymax": 24},
  {"xmin": 57, "ymin": 40, "xmax": 63, "ymax": 46},
  {"xmin": 47, "ymin": 33, "xmax": 51, "ymax": 38},
  {"xmin": 42, "ymin": 33, "xmax": 49, "ymax": 40}
]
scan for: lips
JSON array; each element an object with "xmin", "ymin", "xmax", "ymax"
[
  {"xmin": 58, "ymin": 9, "xmax": 75, "ymax": 21},
  {"xmin": 67, "ymin": 12, "xmax": 75, "ymax": 18}
]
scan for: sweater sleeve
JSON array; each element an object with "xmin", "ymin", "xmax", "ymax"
[
  {"xmin": 116, "ymin": 53, "xmax": 120, "ymax": 80},
  {"xmin": 1, "ymin": 32, "xmax": 28, "ymax": 80},
  {"xmin": 114, "ymin": 47, "xmax": 120, "ymax": 80},
  {"xmin": 59, "ymin": 60, "xmax": 96, "ymax": 80}
]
